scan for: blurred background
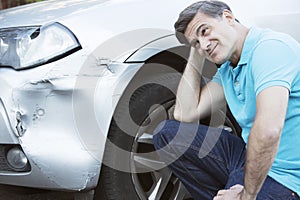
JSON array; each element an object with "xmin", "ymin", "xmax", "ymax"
[{"xmin": 0, "ymin": 0, "xmax": 44, "ymax": 9}]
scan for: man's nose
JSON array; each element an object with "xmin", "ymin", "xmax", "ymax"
[{"xmin": 200, "ymin": 38, "xmax": 211, "ymax": 51}]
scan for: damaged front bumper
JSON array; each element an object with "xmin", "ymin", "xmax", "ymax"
[
  {"xmin": 0, "ymin": 73, "xmax": 101, "ymax": 191},
  {"xmin": 0, "ymin": 53, "xmax": 142, "ymax": 191}
]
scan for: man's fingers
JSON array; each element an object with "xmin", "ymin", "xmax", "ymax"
[
  {"xmin": 216, "ymin": 189, "xmax": 227, "ymax": 196},
  {"xmin": 230, "ymin": 184, "xmax": 244, "ymax": 191},
  {"xmin": 214, "ymin": 185, "xmax": 244, "ymax": 200}
]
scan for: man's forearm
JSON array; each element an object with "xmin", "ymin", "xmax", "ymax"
[
  {"xmin": 173, "ymin": 48, "xmax": 205, "ymax": 122},
  {"xmin": 243, "ymin": 124, "xmax": 281, "ymax": 199},
  {"xmin": 242, "ymin": 86, "xmax": 288, "ymax": 199}
]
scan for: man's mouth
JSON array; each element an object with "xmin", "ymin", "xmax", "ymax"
[{"xmin": 208, "ymin": 44, "xmax": 218, "ymax": 56}]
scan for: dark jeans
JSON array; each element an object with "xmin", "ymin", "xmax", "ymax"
[{"xmin": 153, "ymin": 120, "xmax": 299, "ymax": 200}]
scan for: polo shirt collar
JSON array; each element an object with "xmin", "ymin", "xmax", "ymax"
[
  {"xmin": 219, "ymin": 27, "xmax": 263, "ymax": 74},
  {"xmin": 237, "ymin": 26, "xmax": 263, "ymax": 66}
]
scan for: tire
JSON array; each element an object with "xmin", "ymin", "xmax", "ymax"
[{"xmin": 94, "ymin": 69, "xmax": 240, "ymax": 200}]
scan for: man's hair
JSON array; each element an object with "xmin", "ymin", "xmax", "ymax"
[{"xmin": 174, "ymin": 0, "xmax": 234, "ymax": 44}]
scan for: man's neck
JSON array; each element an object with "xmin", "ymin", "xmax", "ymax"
[{"xmin": 230, "ymin": 25, "xmax": 250, "ymax": 67}]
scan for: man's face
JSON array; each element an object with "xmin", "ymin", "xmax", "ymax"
[{"xmin": 184, "ymin": 10, "xmax": 238, "ymax": 65}]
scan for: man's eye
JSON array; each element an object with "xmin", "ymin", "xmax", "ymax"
[{"xmin": 201, "ymin": 27, "xmax": 209, "ymax": 36}]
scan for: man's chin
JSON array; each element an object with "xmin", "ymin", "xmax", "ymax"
[{"xmin": 209, "ymin": 58, "xmax": 226, "ymax": 67}]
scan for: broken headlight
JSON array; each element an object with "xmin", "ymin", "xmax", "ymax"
[{"xmin": 0, "ymin": 22, "xmax": 81, "ymax": 70}]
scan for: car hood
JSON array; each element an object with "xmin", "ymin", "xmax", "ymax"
[
  {"xmin": 0, "ymin": 0, "xmax": 194, "ymax": 30},
  {"xmin": 0, "ymin": 0, "xmax": 111, "ymax": 28},
  {"xmin": 0, "ymin": 0, "xmax": 198, "ymax": 63}
]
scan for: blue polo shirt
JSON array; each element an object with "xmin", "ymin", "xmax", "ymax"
[{"xmin": 212, "ymin": 27, "xmax": 300, "ymax": 195}]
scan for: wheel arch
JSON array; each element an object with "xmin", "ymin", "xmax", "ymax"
[
  {"xmin": 91, "ymin": 34, "xmax": 189, "ymax": 180},
  {"xmin": 93, "ymin": 36, "xmax": 189, "ymax": 193}
]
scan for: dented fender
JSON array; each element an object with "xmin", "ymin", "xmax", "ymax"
[{"xmin": 0, "ymin": 49, "xmax": 144, "ymax": 190}]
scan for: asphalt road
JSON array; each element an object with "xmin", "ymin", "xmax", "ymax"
[{"xmin": 0, "ymin": 184, "xmax": 94, "ymax": 200}]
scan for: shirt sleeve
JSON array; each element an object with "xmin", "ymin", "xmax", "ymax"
[{"xmin": 251, "ymin": 39, "xmax": 298, "ymax": 95}]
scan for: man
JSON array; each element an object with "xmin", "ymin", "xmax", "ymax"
[{"xmin": 153, "ymin": 1, "xmax": 300, "ymax": 199}]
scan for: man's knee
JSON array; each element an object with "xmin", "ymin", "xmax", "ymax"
[{"xmin": 153, "ymin": 120, "xmax": 180, "ymax": 150}]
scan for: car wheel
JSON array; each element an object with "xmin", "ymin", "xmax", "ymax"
[{"xmin": 94, "ymin": 70, "xmax": 240, "ymax": 200}]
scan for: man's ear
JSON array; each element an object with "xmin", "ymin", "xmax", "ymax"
[{"xmin": 222, "ymin": 9, "xmax": 235, "ymax": 25}]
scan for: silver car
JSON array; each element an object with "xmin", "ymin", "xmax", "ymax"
[{"xmin": 0, "ymin": 0, "xmax": 299, "ymax": 199}]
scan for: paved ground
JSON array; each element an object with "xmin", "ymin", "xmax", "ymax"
[{"xmin": 0, "ymin": 184, "xmax": 94, "ymax": 200}]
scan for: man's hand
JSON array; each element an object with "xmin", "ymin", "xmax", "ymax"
[
  {"xmin": 187, "ymin": 47, "xmax": 205, "ymax": 70},
  {"xmin": 213, "ymin": 184, "xmax": 244, "ymax": 200}
]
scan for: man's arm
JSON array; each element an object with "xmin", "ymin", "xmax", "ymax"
[
  {"xmin": 242, "ymin": 86, "xmax": 289, "ymax": 199},
  {"xmin": 173, "ymin": 47, "xmax": 226, "ymax": 123},
  {"xmin": 213, "ymin": 86, "xmax": 289, "ymax": 200}
]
